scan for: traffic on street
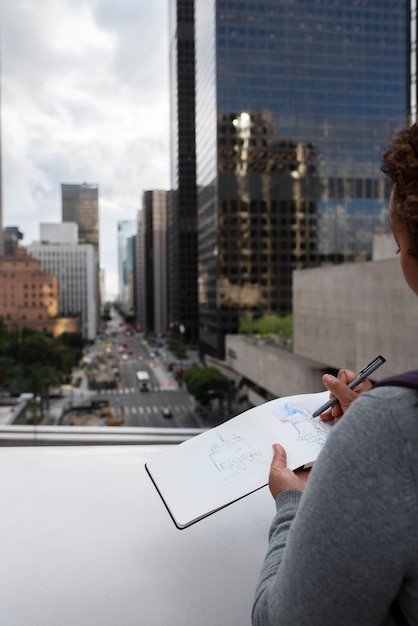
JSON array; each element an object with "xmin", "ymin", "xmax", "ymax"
[{"xmin": 62, "ymin": 313, "xmax": 203, "ymax": 429}]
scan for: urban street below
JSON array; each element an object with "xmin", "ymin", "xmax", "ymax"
[{"xmin": 47, "ymin": 320, "xmax": 225, "ymax": 431}]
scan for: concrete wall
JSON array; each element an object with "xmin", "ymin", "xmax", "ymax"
[
  {"xmin": 220, "ymin": 256, "xmax": 418, "ymax": 400},
  {"xmin": 224, "ymin": 335, "xmax": 328, "ymax": 398},
  {"xmin": 293, "ymin": 257, "xmax": 418, "ymax": 378}
]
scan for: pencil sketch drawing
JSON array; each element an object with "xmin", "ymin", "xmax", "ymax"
[{"xmin": 209, "ymin": 434, "xmax": 264, "ymax": 482}]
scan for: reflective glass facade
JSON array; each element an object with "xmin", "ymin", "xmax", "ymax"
[
  {"xmin": 168, "ymin": 0, "xmax": 199, "ymax": 342},
  {"xmin": 61, "ymin": 183, "xmax": 99, "ymax": 258},
  {"xmin": 195, "ymin": 0, "xmax": 408, "ymax": 358}
]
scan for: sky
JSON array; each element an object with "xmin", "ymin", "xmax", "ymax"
[{"xmin": 1, "ymin": 0, "xmax": 171, "ymax": 300}]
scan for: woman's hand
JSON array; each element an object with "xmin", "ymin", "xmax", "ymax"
[
  {"xmin": 319, "ymin": 368, "xmax": 373, "ymax": 422},
  {"xmin": 269, "ymin": 444, "xmax": 311, "ymax": 499}
]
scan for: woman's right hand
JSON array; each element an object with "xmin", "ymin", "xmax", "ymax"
[{"xmin": 319, "ymin": 369, "xmax": 373, "ymax": 422}]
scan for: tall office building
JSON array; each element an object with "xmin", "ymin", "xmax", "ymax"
[
  {"xmin": 135, "ymin": 209, "xmax": 143, "ymax": 330},
  {"xmin": 168, "ymin": 0, "xmax": 199, "ymax": 342},
  {"xmin": 140, "ymin": 191, "xmax": 169, "ymax": 335},
  {"xmin": 61, "ymin": 183, "xmax": 100, "ymax": 329},
  {"xmin": 3, "ymin": 226, "xmax": 23, "ymax": 255},
  {"xmin": 194, "ymin": 0, "xmax": 408, "ymax": 358},
  {"xmin": 61, "ymin": 183, "xmax": 99, "ymax": 257},
  {"xmin": 28, "ymin": 224, "xmax": 98, "ymax": 341},
  {"xmin": 117, "ymin": 220, "xmax": 137, "ymax": 310}
]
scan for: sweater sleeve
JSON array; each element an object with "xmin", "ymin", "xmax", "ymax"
[
  {"xmin": 252, "ymin": 389, "xmax": 418, "ymax": 626},
  {"xmin": 252, "ymin": 490, "xmax": 302, "ymax": 626}
]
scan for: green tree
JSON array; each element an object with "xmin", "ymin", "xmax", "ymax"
[
  {"xmin": 183, "ymin": 366, "xmax": 229, "ymax": 406},
  {"xmin": 238, "ymin": 313, "xmax": 293, "ymax": 344},
  {"xmin": 238, "ymin": 315, "xmax": 254, "ymax": 334},
  {"xmin": 167, "ymin": 338, "xmax": 187, "ymax": 359},
  {"xmin": 0, "ymin": 318, "xmax": 20, "ymax": 389},
  {"xmin": 25, "ymin": 366, "xmax": 62, "ymax": 419},
  {"xmin": 0, "ymin": 356, "xmax": 21, "ymax": 390}
]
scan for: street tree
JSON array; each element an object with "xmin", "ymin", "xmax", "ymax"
[{"xmin": 183, "ymin": 366, "xmax": 229, "ymax": 406}]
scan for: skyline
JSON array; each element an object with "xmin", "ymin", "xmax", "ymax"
[{"xmin": 1, "ymin": 0, "xmax": 170, "ymax": 300}]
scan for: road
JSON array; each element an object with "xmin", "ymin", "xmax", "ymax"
[{"xmin": 91, "ymin": 328, "xmax": 200, "ymax": 428}]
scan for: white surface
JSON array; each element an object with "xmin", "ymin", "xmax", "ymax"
[{"xmin": 0, "ymin": 445, "xmax": 275, "ymax": 626}]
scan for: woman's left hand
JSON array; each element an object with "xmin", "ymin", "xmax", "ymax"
[{"xmin": 268, "ymin": 443, "xmax": 311, "ymax": 499}]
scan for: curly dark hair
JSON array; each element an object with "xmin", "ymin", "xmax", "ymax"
[{"xmin": 381, "ymin": 123, "xmax": 418, "ymax": 257}]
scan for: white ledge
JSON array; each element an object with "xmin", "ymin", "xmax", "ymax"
[{"xmin": 0, "ymin": 424, "xmax": 205, "ymax": 446}]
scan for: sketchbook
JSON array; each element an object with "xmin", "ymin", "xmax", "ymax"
[{"xmin": 145, "ymin": 390, "xmax": 330, "ymax": 529}]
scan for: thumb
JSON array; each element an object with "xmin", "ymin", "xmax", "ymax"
[
  {"xmin": 323, "ymin": 373, "xmax": 345, "ymax": 394},
  {"xmin": 269, "ymin": 443, "xmax": 308, "ymax": 498},
  {"xmin": 271, "ymin": 443, "xmax": 287, "ymax": 471}
]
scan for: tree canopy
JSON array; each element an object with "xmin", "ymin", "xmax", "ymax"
[
  {"xmin": 238, "ymin": 313, "xmax": 293, "ymax": 344},
  {"xmin": 0, "ymin": 319, "xmax": 84, "ymax": 397},
  {"xmin": 183, "ymin": 366, "xmax": 229, "ymax": 405}
]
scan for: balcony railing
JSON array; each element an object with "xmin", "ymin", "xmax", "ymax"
[{"xmin": 0, "ymin": 424, "xmax": 205, "ymax": 446}]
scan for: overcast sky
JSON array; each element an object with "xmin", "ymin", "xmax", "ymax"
[{"xmin": 1, "ymin": 0, "xmax": 170, "ymax": 299}]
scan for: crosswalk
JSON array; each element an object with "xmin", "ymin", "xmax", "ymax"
[
  {"xmin": 100, "ymin": 386, "xmax": 172, "ymax": 395},
  {"xmin": 119, "ymin": 402, "xmax": 193, "ymax": 417}
]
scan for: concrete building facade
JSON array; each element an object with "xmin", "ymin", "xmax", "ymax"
[
  {"xmin": 0, "ymin": 248, "xmax": 78, "ymax": 336},
  {"xmin": 27, "ymin": 234, "xmax": 97, "ymax": 341}
]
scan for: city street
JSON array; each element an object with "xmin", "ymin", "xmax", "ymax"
[
  {"xmin": 55, "ymin": 322, "xmax": 205, "ymax": 428},
  {"xmin": 95, "ymin": 385, "xmax": 197, "ymax": 428}
]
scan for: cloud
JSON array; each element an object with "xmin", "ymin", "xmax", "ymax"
[{"xmin": 1, "ymin": 0, "xmax": 170, "ymax": 299}]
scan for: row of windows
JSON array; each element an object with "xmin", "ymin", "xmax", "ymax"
[
  {"xmin": 219, "ymin": 200, "xmax": 317, "ymax": 213},
  {"xmin": 220, "ymin": 229, "xmax": 317, "ymax": 242},
  {"xmin": 218, "ymin": 257, "xmax": 314, "ymax": 275},
  {"xmin": 218, "ymin": 5, "xmax": 401, "ymax": 21},
  {"xmin": 1, "ymin": 298, "xmax": 55, "ymax": 304},
  {"xmin": 2, "ymin": 314, "xmax": 47, "ymax": 321},
  {"xmin": 219, "ymin": 24, "xmax": 401, "ymax": 38},
  {"xmin": 219, "ymin": 238, "xmax": 317, "ymax": 252},
  {"xmin": 0, "ymin": 284, "xmax": 55, "ymax": 292}
]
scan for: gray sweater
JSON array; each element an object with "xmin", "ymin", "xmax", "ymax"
[{"xmin": 252, "ymin": 385, "xmax": 418, "ymax": 625}]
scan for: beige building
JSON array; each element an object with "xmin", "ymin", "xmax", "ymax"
[
  {"xmin": 217, "ymin": 237, "xmax": 418, "ymax": 403},
  {"xmin": 0, "ymin": 249, "xmax": 78, "ymax": 336}
]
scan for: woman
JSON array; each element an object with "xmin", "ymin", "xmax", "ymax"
[{"xmin": 252, "ymin": 123, "xmax": 418, "ymax": 625}]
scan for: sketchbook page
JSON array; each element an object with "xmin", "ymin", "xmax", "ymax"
[{"xmin": 146, "ymin": 390, "xmax": 330, "ymax": 528}]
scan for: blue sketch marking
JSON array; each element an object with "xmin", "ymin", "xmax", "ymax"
[{"xmin": 273, "ymin": 402, "xmax": 330, "ymax": 449}]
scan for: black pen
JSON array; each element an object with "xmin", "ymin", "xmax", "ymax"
[{"xmin": 312, "ymin": 355, "xmax": 386, "ymax": 418}]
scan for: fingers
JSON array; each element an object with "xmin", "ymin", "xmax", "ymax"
[{"xmin": 320, "ymin": 368, "xmax": 372, "ymax": 419}]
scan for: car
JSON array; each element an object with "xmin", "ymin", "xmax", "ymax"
[
  {"xmin": 121, "ymin": 354, "xmax": 129, "ymax": 361},
  {"xmin": 162, "ymin": 407, "xmax": 173, "ymax": 418}
]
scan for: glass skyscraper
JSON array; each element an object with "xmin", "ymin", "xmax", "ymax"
[
  {"xmin": 194, "ymin": 0, "xmax": 408, "ymax": 358},
  {"xmin": 168, "ymin": 0, "xmax": 199, "ymax": 343},
  {"xmin": 61, "ymin": 183, "xmax": 100, "ymax": 258}
]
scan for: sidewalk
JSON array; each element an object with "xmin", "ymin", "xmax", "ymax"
[{"xmin": 151, "ymin": 360, "xmax": 179, "ymax": 391}]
